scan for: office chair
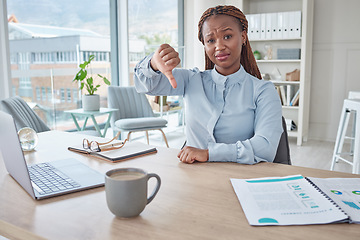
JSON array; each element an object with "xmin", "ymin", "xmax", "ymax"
[
  {"xmin": 1, "ymin": 96, "xmax": 100, "ymax": 136},
  {"xmin": 1, "ymin": 96, "xmax": 50, "ymax": 132},
  {"xmin": 108, "ymin": 86, "xmax": 169, "ymax": 147},
  {"xmin": 273, "ymin": 116, "xmax": 291, "ymax": 165}
]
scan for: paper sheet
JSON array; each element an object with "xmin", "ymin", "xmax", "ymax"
[
  {"xmin": 230, "ymin": 175, "xmax": 348, "ymax": 226},
  {"xmin": 307, "ymin": 177, "xmax": 360, "ymax": 223}
]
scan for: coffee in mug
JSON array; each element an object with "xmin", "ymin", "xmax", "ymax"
[{"xmin": 105, "ymin": 168, "xmax": 161, "ymax": 218}]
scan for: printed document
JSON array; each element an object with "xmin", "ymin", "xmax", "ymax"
[{"xmin": 230, "ymin": 175, "xmax": 349, "ymax": 225}]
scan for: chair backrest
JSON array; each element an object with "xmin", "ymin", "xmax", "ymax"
[
  {"xmin": 108, "ymin": 86, "xmax": 155, "ymax": 129},
  {"xmin": 0, "ymin": 96, "xmax": 50, "ymax": 133},
  {"xmin": 348, "ymin": 91, "xmax": 360, "ymax": 100},
  {"xmin": 273, "ymin": 116, "xmax": 291, "ymax": 165}
]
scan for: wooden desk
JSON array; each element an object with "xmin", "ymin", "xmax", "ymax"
[{"xmin": 0, "ymin": 131, "xmax": 359, "ymax": 240}]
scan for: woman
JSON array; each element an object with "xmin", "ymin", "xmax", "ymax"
[{"xmin": 134, "ymin": 5, "xmax": 283, "ymax": 164}]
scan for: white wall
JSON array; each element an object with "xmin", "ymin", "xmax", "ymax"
[
  {"xmin": 309, "ymin": 0, "xmax": 360, "ymax": 141},
  {"xmin": 184, "ymin": 0, "xmax": 360, "ymax": 142}
]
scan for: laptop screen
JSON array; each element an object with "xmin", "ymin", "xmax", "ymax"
[{"xmin": 0, "ymin": 111, "xmax": 36, "ymax": 198}]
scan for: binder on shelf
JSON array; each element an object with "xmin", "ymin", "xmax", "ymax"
[
  {"xmin": 276, "ymin": 12, "xmax": 283, "ymax": 39},
  {"xmin": 282, "ymin": 11, "xmax": 290, "ymax": 39},
  {"xmin": 260, "ymin": 13, "xmax": 266, "ymax": 39},
  {"xmin": 292, "ymin": 92, "xmax": 300, "ymax": 106},
  {"xmin": 285, "ymin": 118, "xmax": 297, "ymax": 131},
  {"xmin": 288, "ymin": 11, "xmax": 296, "ymax": 38},
  {"xmin": 271, "ymin": 12, "xmax": 278, "ymax": 40},
  {"xmin": 253, "ymin": 14, "xmax": 261, "ymax": 40},
  {"xmin": 276, "ymin": 86, "xmax": 283, "ymax": 105},
  {"xmin": 247, "ymin": 14, "xmax": 255, "ymax": 40},
  {"xmin": 286, "ymin": 85, "xmax": 293, "ymax": 106},
  {"xmin": 290, "ymin": 89, "xmax": 300, "ymax": 106},
  {"xmin": 294, "ymin": 11, "xmax": 302, "ymax": 38},
  {"xmin": 246, "ymin": 11, "xmax": 301, "ymax": 40},
  {"xmin": 265, "ymin": 13, "xmax": 272, "ymax": 39},
  {"xmin": 279, "ymin": 85, "xmax": 287, "ymax": 106}
]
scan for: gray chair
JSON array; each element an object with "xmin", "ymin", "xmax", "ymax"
[
  {"xmin": 273, "ymin": 117, "xmax": 291, "ymax": 165},
  {"xmin": 108, "ymin": 86, "xmax": 169, "ymax": 147},
  {"xmin": 1, "ymin": 96, "xmax": 99, "ymax": 136},
  {"xmin": 1, "ymin": 96, "xmax": 50, "ymax": 132}
]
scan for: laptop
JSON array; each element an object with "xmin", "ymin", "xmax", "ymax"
[{"xmin": 0, "ymin": 111, "xmax": 105, "ymax": 200}]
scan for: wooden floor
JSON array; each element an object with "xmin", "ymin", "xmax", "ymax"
[{"xmin": 143, "ymin": 129, "xmax": 354, "ymax": 175}]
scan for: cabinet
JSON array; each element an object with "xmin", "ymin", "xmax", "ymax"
[{"xmin": 240, "ymin": 0, "xmax": 314, "ymax": 145}]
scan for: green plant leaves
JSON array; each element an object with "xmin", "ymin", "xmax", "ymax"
[
  {"xmin": 88, "ymin": 55, "xmax": 95, "ymax": 61},
  {"xmin": 73, "ymin": 55, "xmax": 111, "ymax": 95},
  {"xmin": 98, "ymin": 74, "xmax": 111, "ymax": 85},
  {"xmin": 87, "ymin": 77, "xmax": 93, "ymax": 85}
]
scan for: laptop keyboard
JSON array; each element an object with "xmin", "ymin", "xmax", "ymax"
[{"xmin": 29, "ymin": 163, "xmax": 81, "ymax": 195}]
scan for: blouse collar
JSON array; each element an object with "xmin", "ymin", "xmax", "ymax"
[{"xmin": 211, "ymin": 65, "xmax": 247, "ymax": 86}]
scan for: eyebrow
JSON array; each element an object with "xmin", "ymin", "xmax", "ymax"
[{"xmin": 205, "ymin": 27, "xmax": 233, "ymax": 37}]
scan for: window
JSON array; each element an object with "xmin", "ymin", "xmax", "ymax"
[
  {"xmin": 126, "ymin": 0, "xmax": 183, "ymax": 86},
  {"xmin": 6, "ymin": 0, "xmax": 183, "ymax": 131},
  {"xmin": 60, "ymin": 88, "xmax": 65, "ymax": 103},
  {"xmin": 36, "ymin": 87, "xmax": 40, "ymax": 101},
  {"xmin": 67, "ymin": 88, "xmax": 72, "ymax": 102},
  {"xmin": 73, "ymin": 88, "xmax": 78, "ymax": 103},
  {"xmin": 47, "ymin": 87, "xmax": 52, "ymax": 101},
  {"xmin": 7, "ymin": 0, "xmax": 111, "ymax": 131},
  {"xmin": 41, "ymin": 87, "xmax": 46, "ymax": 101}
]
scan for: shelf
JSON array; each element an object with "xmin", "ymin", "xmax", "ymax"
[
  {"xmin": 282, "ymin": 106, "xmax": 299, "ymax": 110},
  {"xmin": 256, "ymin": 59, "xmax": 301, "ymax": 63},
  {"xmin": 242, "ymin": 0, "xmax": 314, "ymax": 146},
  {"xmin": 250, "ymin": 37, "xmax": 302, "ymax": 42},
  {"xmin": 287, "ymin": 131, "xmax": 298, "ymax": 137},
  {"xmin": 271, "ymin": 80, "xmax": 300, "ymax": 85}
]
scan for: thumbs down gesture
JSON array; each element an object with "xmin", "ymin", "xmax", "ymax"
[{"xmin": 150, "ymin": 44, "xmax": 181, "ymax": 89}]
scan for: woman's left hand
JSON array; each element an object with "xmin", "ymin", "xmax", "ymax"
[{"xmin": 177, "ymin": 146, "xmax": 209, "ymax": 164}]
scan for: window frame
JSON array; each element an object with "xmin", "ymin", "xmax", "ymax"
[{"xmin": 110, "ymin": 0, "xmax": 184, "ymax": 87}]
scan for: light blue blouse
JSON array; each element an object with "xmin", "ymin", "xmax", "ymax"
[{"xmin": 134, "ymin": 54, "xmax": 283, "ymax": 164}]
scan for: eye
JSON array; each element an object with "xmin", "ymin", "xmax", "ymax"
[
  {"xmin": 224, "ymin": 35, "xmax": 232, "ymax": 40},
  {"xmin": 206, "ymin": 39, "xmax": 215, "ymax": 44}
]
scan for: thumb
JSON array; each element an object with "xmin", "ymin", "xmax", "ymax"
[{"xmin": 164, "ymin": 71, "xmax": 177, "ymax": 89}]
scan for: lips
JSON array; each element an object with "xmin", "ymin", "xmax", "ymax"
[{"xmin": 215, "ymin": 53, "xmax": 230, "ymax": 61}]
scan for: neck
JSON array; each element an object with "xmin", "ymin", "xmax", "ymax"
[{"xmin": 214, "ymin": 65, "xmax": 241, "ymax": 76}]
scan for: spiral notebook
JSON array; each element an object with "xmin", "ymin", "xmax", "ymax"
[
  {"xmin": 231, "ymin": 175, "xmax": 360, "ymax": 226},
  {"xmin": 68, "ymin": 141, "xmax": 157, "ymax": 163}
]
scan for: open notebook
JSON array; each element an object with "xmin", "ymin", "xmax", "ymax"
[
  {"xmin": 231, "ymin": 175, "xmax": 360, "ymax": 225},
  {"xmin": 68, "ymin": 141, "xmax": 157, "ymax": 163}
]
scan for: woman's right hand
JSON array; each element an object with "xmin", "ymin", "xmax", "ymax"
[{"xmin": 151, "ymin": 44, "xmax": 180, "ymax": 88}]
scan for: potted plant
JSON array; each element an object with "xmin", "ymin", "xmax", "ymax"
[{"xmin": 73, "ymin": 55, "xmax": 110, "ymax": 111}]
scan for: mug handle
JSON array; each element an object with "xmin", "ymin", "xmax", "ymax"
[{"xmin": 147, "ymin": 173, "xmax": 161, "ymax": 204}]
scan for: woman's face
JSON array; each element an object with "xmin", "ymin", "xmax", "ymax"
[{"xmin": 202, "ymin": 14, "xmax": 246, "ymax": 76}]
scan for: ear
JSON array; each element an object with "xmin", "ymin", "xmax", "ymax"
[{"xmin": 241, "ymin": 31, "xmax": 247, "ymax": 45}]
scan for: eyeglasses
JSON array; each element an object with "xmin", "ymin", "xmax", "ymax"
[{"xmin": 83, "ymin": 132, "xmax": 127, "ymax": 152}]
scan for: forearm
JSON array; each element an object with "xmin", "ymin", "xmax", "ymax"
[
  {"xmin": 134, "ymin": 54, "xmax": 185, "ymax": 96},
  {"xmin": 208, "ymin": 141, "xmax": 257, "ymax": 164},
  {"xmin": 207, "ymin": 135, "xmax": 279, "ymax": 165},
  {"xmin": 134, "ymin": 53, "xmax": 162, "ymax": 93}
]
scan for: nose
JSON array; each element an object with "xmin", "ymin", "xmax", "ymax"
[{"xmin": 215, "ymin": 39, "xmax": 225, "ymax": 51}]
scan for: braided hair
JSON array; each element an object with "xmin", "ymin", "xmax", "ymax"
[{"xmin": 198, "ymin": 5, "xmax": 262, "ymax": 79}]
